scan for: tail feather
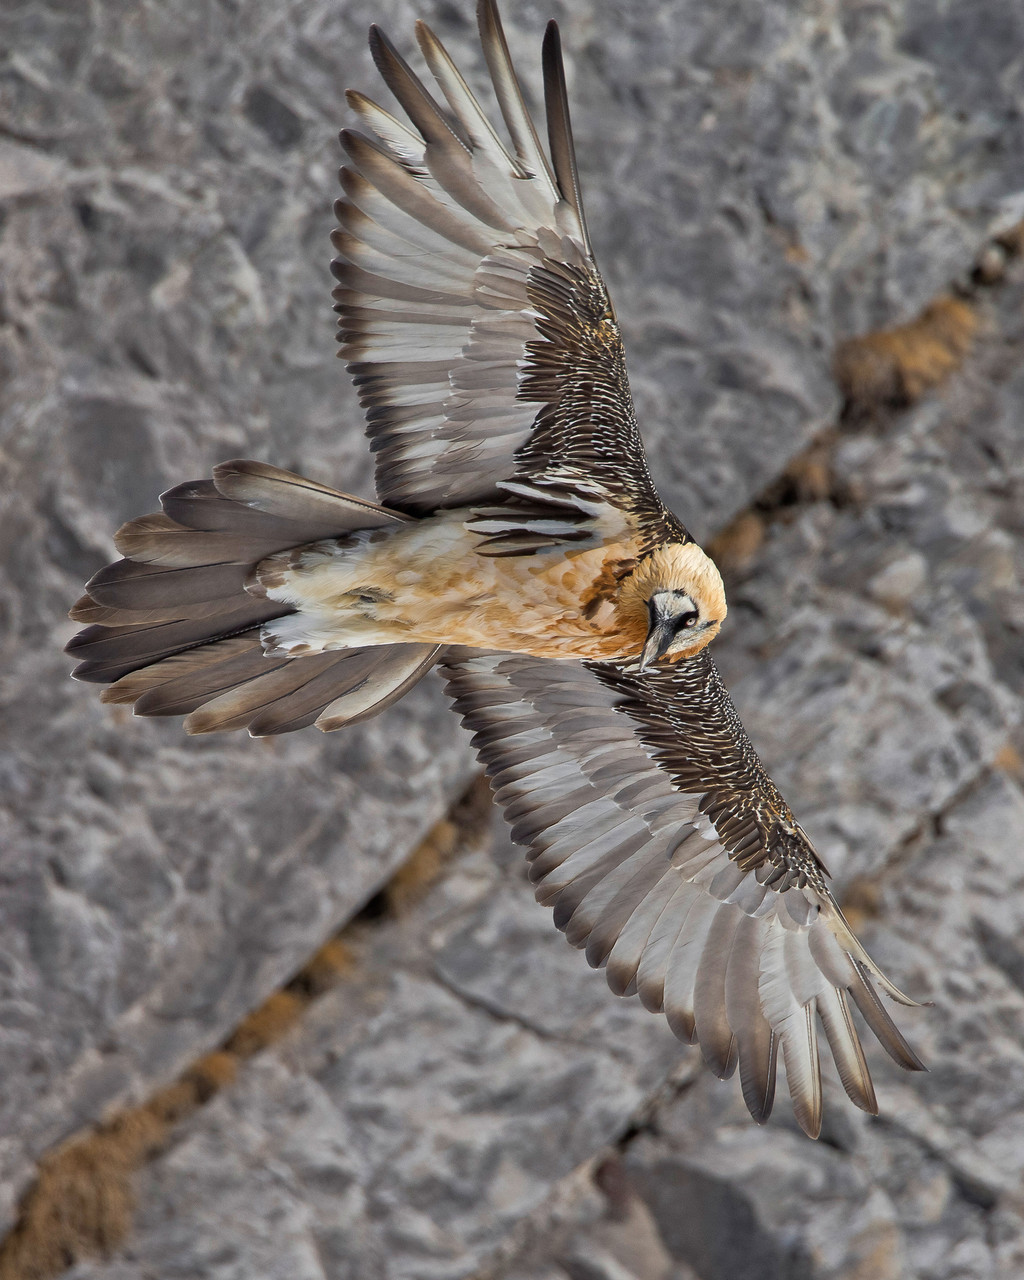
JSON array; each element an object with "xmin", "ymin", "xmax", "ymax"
[
  {"xmin": 66, "ymin": 600, "xmax": 280, "ymax": 684},
  {"xmin": 160, "ymin": 479, "xmax": 318, "ymax": 536},
  {"xmin": 314, "ymin": 645, "xmax": 440, "ymax": 732},
  {"xmin": 114, "ymin": 516, "xmax": 287, "ymax": 568},
  {"xmin": 85, "ymin": 558, "xmax": 251, "ymax": 610},
  {"xmin": 100, "ymin": 637, "xmax": 271, "ymax": 710},
  {"xmin": 67, "ymin": 459, "xmax": 440, "ymax": 736},
  {"xmin": 70, "ymin": 594, "xmax": 229, "ymax": 627},
  {"xmin": 211, "ymin": 459, "xmax": 405, "ymax": 529},
  {"xmin": 182, "ymin": 642, "xmax": 439, "ymax": 736}
]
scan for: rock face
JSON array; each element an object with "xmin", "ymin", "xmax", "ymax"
[
  {"xmin": 0, "ymin": 0, "xmax": 496, "ymax": 1232},
  {"xmin": 2, "ymin": 0, "xmax": 1023, "ymax": 1275}
]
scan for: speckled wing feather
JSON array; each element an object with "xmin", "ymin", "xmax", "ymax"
[
  {"xmin": 335, "ymin": 1, "xmax": 681, "ymax": 548},
  {"xmin": 441, "ymin": 649, "xmax": 924, "ymax": 1136}
]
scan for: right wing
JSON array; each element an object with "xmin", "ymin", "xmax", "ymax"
[
  {"xmin": 441, "ymin": 650, "xmax": 924, "ymax": 1137},
  {"xmin": 335, "ymin": 1, "xmax": 683, "ymax": 551}
]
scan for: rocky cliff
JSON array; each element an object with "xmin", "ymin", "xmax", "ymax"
[{"xmin": 1, "ymin": 0, "xmax": 1022, "ymax": 1277}]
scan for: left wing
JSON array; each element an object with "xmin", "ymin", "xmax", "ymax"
[
  {"xmin": 441, "ymin": 650, "xmax": 923, "ymax": 1136},
  {"xmin": 335, "ymin": 1, "xmax": 683, "ymax": 551}
]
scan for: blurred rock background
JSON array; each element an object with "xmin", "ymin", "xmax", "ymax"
[{"xmin": 0, "ymin": 0, "xmax": 1022, "ymax": 1276}]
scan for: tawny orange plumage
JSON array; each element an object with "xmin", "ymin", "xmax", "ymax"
[{"xmin": 67, "ymin": 0, "xmax": 922, "ymax": 1137}]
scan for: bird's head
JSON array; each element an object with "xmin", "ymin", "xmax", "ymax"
[{"xmin": 622, "ymin": 542, "xmax": 727, "ymax": 669}]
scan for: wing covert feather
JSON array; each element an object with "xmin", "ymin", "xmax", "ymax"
[{"xmin": 441, "ymin": 650, "xmax": 923, "ymax": 1135}]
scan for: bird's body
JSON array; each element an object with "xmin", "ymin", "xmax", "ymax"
[
  {"xmin": 66, "ymin": 0, "xmax": 924, "ymax": 1137},
  {"xmin": 253, "ymin": 511, "xmax": 722, "ymax": 663},
  {"xmin": 255, "ymin": 513, "xmax": 645, "ymax": 659}
]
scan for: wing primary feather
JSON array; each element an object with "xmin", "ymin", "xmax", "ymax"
[
  {"xmin": 760, "ymin": 921, "xmax": 823, "ymax": 1134},
  {"xmin": 414, "ymin": 21, "xmax": 525, "ymax": 177},
  {"xmin": 817, "ymin": 986, "xmax": 878, "ymax": 1114},
  {"xmin": 826, "ymin": 903, "xmax": 924, "ymax": 1007},
  {"xmin": 724, "ymin": 913, "xmax": 777, "ymax": 1121},
  {"xmin": 368, "ymin": 25, "xmax": 471, "ymax": 151},
  {"xmin": 345, "ymin": 89, "xmax": 427, "ymax": 164},
  {"xmin": 662, "ymin": 894, "xmax": 719, "ymax": 1043},
  {"xmin": 782, "ymin": 1005, "xmax": 823, "ymax": 1140},
  {"xmin": 582, "ymin": 855, "xmax": 671, "ymax": 970},
  {"xmin": 692, "ymin": 905, "xmax": 740, "ymax": 1078},
  {"xmin": 749, "ymin": 1031, "xmax": 778, "ymax": 1125},
  {"xmin": 476, "ymin": 0, "xmax": 558, "ymax": 196},
  {"xmin": 560, "ymin": 839, "xmax": 663, "ymax": 946},
  {"xmin": 341, "ymin": 131, "xmax": 493, "ymax": 256},
  {"xmin": 604, "ymin": 872, "xmax": 681, "ymax": 997},
  {"xmin": 368, "ymin": 27, "xmax": 521, "ymax": 234},
  {"xmin": 540, "ymin": 20, "xmax": 592, "ymax": 255},
  {"xmin": 848, "ymin": 962, "xmax": 927, "ymax": 1072},
  {"xmin": 635, "ymin": 881, "xmax": 700, "ymax": 1013}
]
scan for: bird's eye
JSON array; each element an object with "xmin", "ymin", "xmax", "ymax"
[{"xmin": 677, "ymin": 611, "xmax": 699, "ymax": 630}]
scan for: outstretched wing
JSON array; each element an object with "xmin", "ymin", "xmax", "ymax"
[
  {"xmin": 441, "ymin": 649, "xmax": 924, "ymax": 1136},
  {"xmin": 335, "ymin": 1, "xmax": 681, "ymax": 549}
]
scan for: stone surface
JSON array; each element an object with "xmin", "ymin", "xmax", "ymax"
[
  {"xmin": 545, "ymin": 770, "xmax": 1024, "ymax": 1280},
  {"xmin": 3, "ymin": 0, "xmax": 1024, "ymax": 1272},
  {"xmin": 61, "ymin": 260, "xmax": 1024, "ymax": 1277},
  {"xmin": 66, "ymin": 814, "xmax": 686, "ymax": 1280},
  {"xmin": 0, "ymin": 675, "xmax": 474, "ymax": 1230},
  {"xmin": 0, "ymin": 0, "xmax": 499, "ymax": 1232}
]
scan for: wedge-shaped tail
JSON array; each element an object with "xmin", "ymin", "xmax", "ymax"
[{"xmin": 67, "ymin": 460, "xmax": 440, "ymax": 736}]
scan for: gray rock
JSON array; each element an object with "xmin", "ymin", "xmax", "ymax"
[
  {"xmin": 0, "ymin": 0, "xmax": 490, "ymax": 1230},
  {"xmin": 3, "ymin": 0, "xmax": 1024, "ymax": 1272},
  {"xmin": 66, "ymin": 818, "xmax": 686, "ymax": 1280},
  {"xmin": 599, "ymin": 771, "xmax": 1024, "ymax": 1280},
  {"xmin": 62, "ymin": 272, "xmax": 1024, "ymax": 1274},
  {"xmin": 0, "ymin": 674, "xmax": 474, "ymax": 1230},
  {"xmin": 0, "ymin": 139, "xmax": 66, "ymax": 200}
]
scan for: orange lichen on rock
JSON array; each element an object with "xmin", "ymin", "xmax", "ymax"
[
  {"xmin": 384, "ymin": 817, "xmax": 459, "ymax": 914},
  {"xmin": 840, "ymin": 876, "xmax": 884, "ymax": 935},
  {"xmin": 296, "ymin": 938, "xmax": 358, "ymax": 996},
  {"xmin": 224, "ymin": 990, "xmax": 305, "ymax": 1057},
  {"xmin": 385, "ymin": 772, "xmax": 494, "ymax": 914},
  {"xmin": 834, "ymin": 295, "xmax": 978, "ymax": 415},
  {"xmin": 782, "ymin": 439, "xmax": 834, "ymax": 504},
  {"xmin": 707, "ymin": 511, "xmax": 767, "ymax": 574},
  {"xmin": 0, "ymin": 1105, "xmax": 170, "ymax": 1280},
  {"xmin": 993, "ymin": 740, "xmax": 1024, "ymax": 782}
]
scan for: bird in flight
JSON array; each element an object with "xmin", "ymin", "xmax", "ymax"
[{"xmin": 67, "ymin": 0, "xmax": 923, "ymax": 1136}]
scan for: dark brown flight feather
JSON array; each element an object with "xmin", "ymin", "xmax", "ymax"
[{"xmin": 541, "ymin": 19, "xmax": 591, "ymax": 255}]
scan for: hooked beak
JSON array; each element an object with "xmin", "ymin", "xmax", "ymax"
[{"xmin": 638, "ymin": 607, "xmax": 676, "ymax": 672}]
